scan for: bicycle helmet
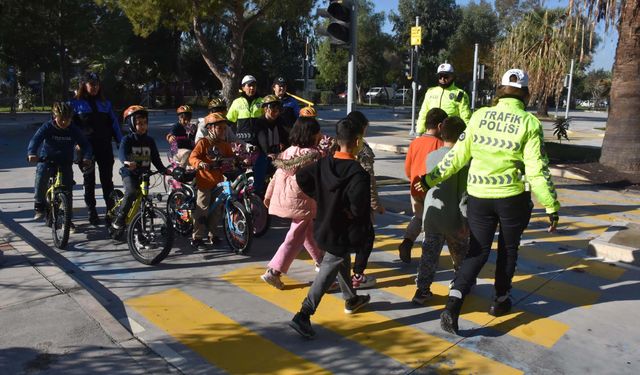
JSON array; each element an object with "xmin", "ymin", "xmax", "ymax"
[
  {"xmin": 208, "ymin": 97, "xmax": 227, "ymax": 113},
  {"xmin": 262, "ymin": 94, "xmax": 281, "ymax": 108},
  {"xmin": 123, "ymin": 105, "xmax": 148, "ymax": 133},
  {"xmin": 176, "ymin": 105, "xmax": 192, "ymax": 115},
  {"xmin": 204, "ymin": 112, "xmax": 227, "ymax": 127},
  {"xmin": 299, "ymin": 106, "xmax": 317, "ymax": 118},
  {"xmin": 52, "ymin": 101, "xmax": 73, "ymax": 119}
]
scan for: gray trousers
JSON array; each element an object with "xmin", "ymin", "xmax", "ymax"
[{"xmin": 301, "ymin": 252, "xmax": 357, "ymax": 316}]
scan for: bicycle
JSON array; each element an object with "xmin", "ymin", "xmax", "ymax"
[
  {"xmin": 229, "ymin": 165, "xmax": 270, "ymax": 237},
  {"xmin": 106, "ymin": 170, "xmax": 174, "ymax": 265},
  {"xmin": 42, "ymin": 160, "xmax": 72, "ymax": 249},
  {"xmin": 166, "ymin": 166, "xmax": 253, "ymax": 255}
]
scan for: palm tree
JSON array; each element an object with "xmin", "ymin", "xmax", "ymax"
[{"xmin": 572, "ymin": 0, "xmax": 640, "ymax": 173}]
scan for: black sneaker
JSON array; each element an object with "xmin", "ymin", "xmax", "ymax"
[
  {"xmin": 411, "ymin": 289, "xmax": 433, "ymax": 305},
  {"xmin": 440, "ymin": 297, "xmax": 463, "ymax": 335},
  {"xmin": 289, "ymin": 312, "xmax": 315, "ymax": 339},
  {"xmin": 88, "ymin": 208, "xmax": 100, "ymax": 226},
  {"xmin": 489, "ymin": 296, "xmax": 512, "ymax": 317},
  {"xmin": 190, "ymin": 238, "xmax": 207, "ymax": 251},
  {"xmin": 344, "ymin": 294, "xmax": 371, "ymax": 314},
  {"xmin": 398, "ymin": 238, "xmax": 413, "ymax": 263}
]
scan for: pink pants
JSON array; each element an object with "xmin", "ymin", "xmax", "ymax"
[{"xmin": 268, "ymin": 217, "xmax": 324, "ymax": 274}]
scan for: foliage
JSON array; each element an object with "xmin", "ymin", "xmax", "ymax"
[
  {"xmin": 389, "ymin": 0, "xmax": 461, "ymax": 87},
  {"xmin": 583, "ymin": 69, "xmax": 611, "ymax": 104},
  {"xmin": 553, "ymin": 117, "xmax": 570, "ymax": 142},
  {"xmin": 492, "ymin": 8, "xmax": 596, "ymax": 115},
  {"xmin": 17, "ymin": 85, "xmax": 36, "ymax": 111}
]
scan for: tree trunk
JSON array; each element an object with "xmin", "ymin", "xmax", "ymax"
[
  {"xmin": 599, "ymin": 1, "xmax": 640, "ymax": 173},
  {"xmin": 536, "ymin": 98, "xmax": 549, "ymax": 117}
]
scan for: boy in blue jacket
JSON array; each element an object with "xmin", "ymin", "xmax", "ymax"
[
  {"xmin": 111, "ymin": 105, "xmax": 168, "ymax": 234},
  {"xmin": 27, "ymin": 102, "xmax": 92, "ymax": 221}
]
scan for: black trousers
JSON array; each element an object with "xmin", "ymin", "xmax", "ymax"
[
  {"xmin": 452, "ymin": 192, "xmax": 532, "ymax": 297},
  {"xmin": 83, "ymin": 151, "xmax": 115, "ymax": 211}
]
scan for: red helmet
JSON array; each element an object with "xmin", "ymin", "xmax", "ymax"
[{"xmin": 123, "ymin": 105, "xmax": 148, "ymax": 133}]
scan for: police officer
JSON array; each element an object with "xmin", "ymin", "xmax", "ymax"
[
  {"xmin": 416, "ymin": 63, "xmax": 472, "ymax": 135},
  {"xmin": 416, "ymin": 69, "xmax": 560, "ymax": 335},
  {"xmin": 272, "ymin": 76, "xmax": 300, "ymax": 140},
  {"xmin": 227, "ymin": 75, "xmax": 263, "ymax": 142}
]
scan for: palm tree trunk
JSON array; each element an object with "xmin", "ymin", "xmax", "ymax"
[{"xmin": 599, "ymin": 0, "xmax": 640, "ymax": 173}]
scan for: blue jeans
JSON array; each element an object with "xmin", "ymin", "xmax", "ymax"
[{"xmin": 34, "ymin": 162, "xmax": 73, "ymax": 211}]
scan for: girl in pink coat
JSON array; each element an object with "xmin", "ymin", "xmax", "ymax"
[{"xmin": 261, "ymin": 117, "xmax": 326, "ymax": 289}]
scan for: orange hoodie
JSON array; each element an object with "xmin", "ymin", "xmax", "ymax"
[
  {"xmin": 405, "ymin": 134, "xmax": 443, "ymax": 198},
  {"xmin": 189, "ymin": 137, "xmax": 233, "ymax": 190}
]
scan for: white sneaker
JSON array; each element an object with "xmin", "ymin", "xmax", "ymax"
[
  {"xmin": 33, "ymin": 210, "xmax": 45, "ymax": 220},
  {"xmin": 352, "ymin": 274, "xmax": 377, "ymax": 289},
  {"xmin": 314, "ymin": 263, "xmax": 320, "ymax": 272},
  {"xmin": 261, "ymin": 270, "xmax": 284, "ymax": 290}
]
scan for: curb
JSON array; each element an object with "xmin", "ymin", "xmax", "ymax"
[{"xmin": 588, "ymin": 222, "xmax": 640, "ymax": 266}]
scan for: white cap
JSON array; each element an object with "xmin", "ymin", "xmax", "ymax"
[
  {"xmin": 436, "ymin": 63, "xmax": 454, "ymax": 74},
  {"xmin": 241, "ymin": 75, "xmax": 256, "ymax": 85},
  {"xmin": 501, "ymin": 69, "xmax": 529, "ymax": 88}
]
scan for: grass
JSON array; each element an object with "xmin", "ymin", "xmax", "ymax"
[{"xmin": 0, "ymin": 106, "xmax": 51, "ymax": 113}]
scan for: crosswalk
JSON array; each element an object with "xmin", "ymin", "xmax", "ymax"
[{"xmin": 123, "ymin": 186, "xmax": 637, "ymax": 373}]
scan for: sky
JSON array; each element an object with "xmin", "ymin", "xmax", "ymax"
[{"xmin": 372, "ymin": 0, "xmax": 616, "ymax": 72}]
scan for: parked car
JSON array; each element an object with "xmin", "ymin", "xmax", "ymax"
[
  {"xmin": 393, "ymin": 88, "xmax": 412, "ymax": 101},
  {"xmin": 365, "ymin": 87, "xmax": 394, "ymax": 102}
]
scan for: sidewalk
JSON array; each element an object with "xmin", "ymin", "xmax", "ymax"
[{"xmin": 0, "ymin": 221, "xmax": 175, "ymax": 374}]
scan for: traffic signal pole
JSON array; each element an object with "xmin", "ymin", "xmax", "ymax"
[
  {"xmin": 471, "ymin": 43, "xmax": 479, "ymax": 111},
  {"xmin": 346, "ymin": 1, "xmax": 357, "ymax": 113},
  {"xmin": 410, "ymin": 17, "xmax": 419, "ymax": 136}
]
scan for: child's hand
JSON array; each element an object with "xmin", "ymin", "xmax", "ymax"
[
  {"xmin": 167, "ymin": 135, "xmax": 176, "ymax": 144},
  {"xmin": 126, "ymin": 161, "xmax": 137, "ymax": 171},
  {"xmin": 27, "ymin": 155, "xmax": 38, "ymax": 163},
  {"xmin": 81, "ymin": 159, "xmax": 93, "ymax": 169},
  {"xmin": 263, "ymin": 198, "xmax": 270, "ymax": 208}
]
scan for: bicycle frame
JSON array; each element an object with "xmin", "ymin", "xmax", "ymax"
[
  {"xmin": 45, "ymin": 163, "xmax": 65, "ymax": 200},
  {"xmin": 124, "ymin": 171, "xmax": 157, "ymax": 225}
]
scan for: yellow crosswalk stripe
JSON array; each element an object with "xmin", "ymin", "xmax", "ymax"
[
  {"xmin": 222, "ymin": 266, "xmax": 522, "ymax": 374},
  {"xmin": 375, "ymin": 236, "xmax": 601, "ymax": 307},
  {"xmin": 127, "ymin": 288, "xmax": 329, "ymax": 375},
  {"xmin": 556, "ymin": 188, "xmax": 640, "ymax": 206}
]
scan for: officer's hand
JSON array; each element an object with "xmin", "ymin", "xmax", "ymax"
[
  {"xmin": 413, "ymin": 175, "xmax": 430, "ymax": 193},
  {"xmin": 548, "ymin": 212, "xmax": 559, "ymax": 233},
  {"xmin": 27, "ymin": 155, "xmax": 38, "ymax": 163}
]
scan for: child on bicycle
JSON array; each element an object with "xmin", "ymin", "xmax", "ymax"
[
  {"xmin": 188, "ymin": 112, "xmax": 234, "ymax": 250},
  {"xmin": 289, "ymin": 118, "xmax": 372, "ymax": 339},
  {"xmin": 27, "ymin": 102, "xmax": 92, "ymax": 222},
  {"xmin": 261, "ymin": 117, "xmax": 326, "ymax": 289},
  {"xmin": 111, "ymin": 105, "xmax": 168, "ymax": 233},
  {"xmin": 166, "ymin": 105, "xmax": 195, "ymax": 167}
]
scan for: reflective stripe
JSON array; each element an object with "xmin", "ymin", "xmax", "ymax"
[{"xmin": 472, "ymin": 134, "xmax": 521, "ymax": 151}]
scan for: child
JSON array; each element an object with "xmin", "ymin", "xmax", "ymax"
[
  {"xmin": 398, "ymin": 108, "xmax": 446, "ymax": 263},
  {"xmin": 188, "ymin": 112, "xmax": 234, "ymax": 250},
  {"xmin": 289, "ymin": 118, "xmax": 372, "ymax": 339},
  {"xmin": 261, "ymin": 117, "xmax": 326, "ymax": 289},
  {"xmin": 166, "ymin": 105, "xmax": 195, "ymax": 167},
  {"xmin": 28, "ymin": 102, "xmax": 92, "ymax": 224},
  {"xmin": 111, "ymin": 105, "xmax": 168, "ymax": 234},
  {"xmin": 346, "ymin": 110, "xmax": 384, "ymax": 289},
  {"xmin": 195, "ymin": 98, "xmax": 239, "ymax": 145},
  {"xmin": 412, "ymin": 116, "xmax": 470, "ymax": 304}
]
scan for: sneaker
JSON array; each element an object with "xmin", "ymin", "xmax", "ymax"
[
  {"xmin": 190, "ymin": 238, "xmax": 207, "ymax": 251},
  {"xmin": 261, "ymin": 269, "xmax": 284, "ymax": 290},
  {"xmin": 352, "ymin": 274, "xmax": 376, "ymax": 289},
  {"xmin": 33, "ymin": 210, "xmax": 45, "ymax": 220},
  {"xmin": 314, "ymin": 263, "xmax": 320, "ymax": 272},
  {"xmin": 207, "ymin": 236, "xmax": 222, "ymax": 245},
  {"xmin": 398, "ymin": 238, "xmax": 413, "ymax": 263},
  {"xmin": 489, "ymin": 296, "xmax": 512, "ymax": 317},
  {"xmin": 411, "ymin": 289, "xmax": 433, "ymax": 305},
  {"xmin": 440, "ymin": 297, "xmax": 463, "ymax": 335},
  {"xmin": 69, "ymin": 222, "xmax": 76, "ymax": 234},
  {"xmin": 344, "ymin": 294, "xmax": 371, "ymax": 314},
  {"xmin": 88, "ymin": 208, "xmax": 100, "ymax": 226},
  {"xmin": 289, "ymin": 312, "xmax": 315, "ymax": 339}
]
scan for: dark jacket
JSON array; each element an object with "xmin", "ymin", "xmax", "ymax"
[
  {"xmin": 28, "ymin": 120, "xmax": 92, "ymax": 164},
  {"xmin": 70, "ymin": 97, "xmax": 122, "ymax": 153},
  {"xmin": 118, "ymin": 133, "xmax": 166, "ymax": 178},
  {"xmin": 296, "ymin": 154, "xmax": 372, "ymax": 256},
  {"xmin": 254, "ymin": 116, "xmax": 285, "ymax": 154},
  {"xmin": 169, "ymin": 122, "xmax": 195, "ymax": 150}
]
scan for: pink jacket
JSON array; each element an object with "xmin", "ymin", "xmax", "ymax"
[{"xmin": 265, "ymin": 146, "xmax": 322, "ymax": 219}]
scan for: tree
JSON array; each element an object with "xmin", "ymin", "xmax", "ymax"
[
  {"xmin": 101, "ymin": 0, "xmax": 315, "ymax": 104},
  {"xmin": 390, "ymin": 0, "xmax": 462, "ymax": 88},
  {"xmin": 571, "ymin": 0, "xmax": 640, "ymax": 172},
  {"xmin": 492, "ymin": 8, "xmax": 595, "ymax": 116}
]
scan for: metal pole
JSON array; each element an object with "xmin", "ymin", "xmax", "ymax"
[
  {"xmin": 564, "ymin": 58, "xmax": 574, "ymax": 119},
  {"xmin": 471, "ymin": 43, "xmax": 479, "ymax": 111},
  {"xmin": 346, "ymin": 1, "xmax": 358, "ymax": 113},
  {"xmin": 410, "ymin": 16, "xmax": 419, "ymax": 136}
]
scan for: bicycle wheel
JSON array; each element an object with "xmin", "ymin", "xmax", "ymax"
[
  {"xmin": 51, "ymin": 191, "xmax": 71, "ymax": 249},
  {"xmin": 127, "ymin": 207, "xmax": 174, "ymax": 265},
  {"xmin": 247, "ymin": 193, "xmax": 270, "ymax": 237},
  {"xmin": 166, "ymin": 190, "xmax": 193, "ymax": 235},
  {"xmin": 223, "ymin": 200, "xmax": 253, "ymax": 255}
]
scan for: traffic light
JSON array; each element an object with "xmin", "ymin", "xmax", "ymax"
[
  {"xmin": 403, "ymin": 50, "xmax": 413, "ymax": 80},
  {"xmin": 318, "ymin": 0, "xmax": 352, "ymax": 47}
]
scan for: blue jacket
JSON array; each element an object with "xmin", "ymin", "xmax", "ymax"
[
  {"xmin": 118, "ymin": 133, "xmax": 166, "ymax": 178},
  {"xmin": 28, "ymin": 120, "xmax": 92, "ymax": 164},
  {"xmin": 70, "ymin": 97, "xmax": 123, "ymax": 149},
  {"xmin": 280, "ymin": 95, "xmax": 300, "ymax": 126}
]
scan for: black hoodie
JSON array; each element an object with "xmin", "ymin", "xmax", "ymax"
[{"xmin": 296, "ymin": 154, "xmax": 372, "ymax": 256}]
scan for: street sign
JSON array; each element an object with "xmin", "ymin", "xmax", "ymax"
[{"xmin": 410, "ymin": 26, "xmax": 422, "ymax": 46}]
